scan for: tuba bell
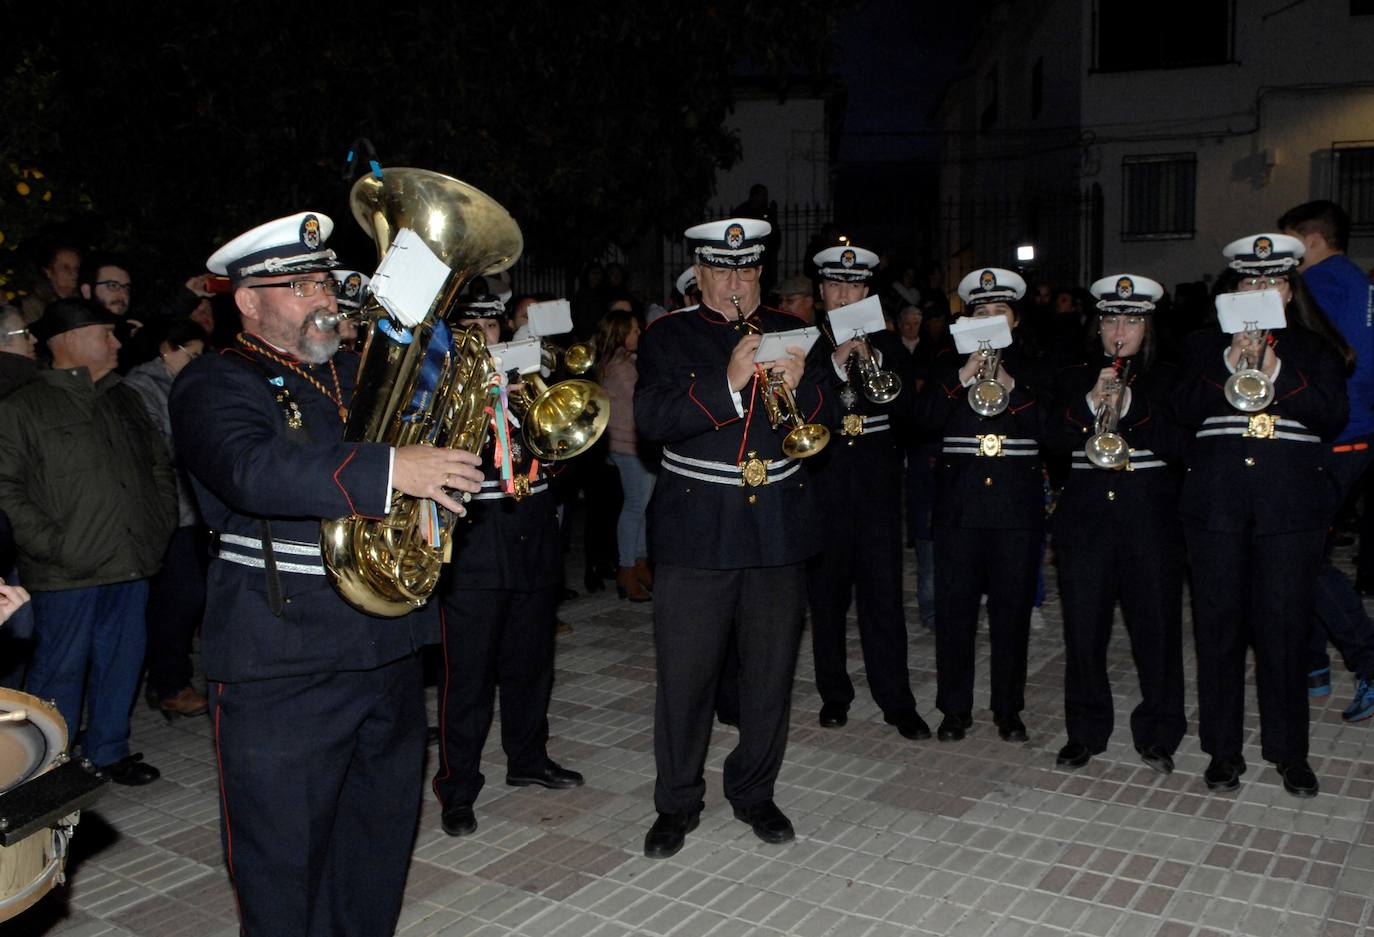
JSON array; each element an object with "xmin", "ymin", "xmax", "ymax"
[{"xmin": 319, "ymin": 168, "xmax": 523, "ymax": 617}]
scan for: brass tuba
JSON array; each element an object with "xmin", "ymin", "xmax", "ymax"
[{"xmin": 320, "ymin": 168, "xmax": 523, "ymax": 617}]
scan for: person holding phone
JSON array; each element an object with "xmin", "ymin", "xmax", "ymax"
[{"xmin": 1174, "ymin": 233, "xmax": 1351, "ymax": 797}]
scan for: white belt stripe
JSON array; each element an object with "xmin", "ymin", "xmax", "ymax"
[
  {"xmin": 1071, "ymin": 460, "xmax": 1166, "ymax": 470},
  {"xmin": 1202, "ymin": 415, "xmax": 1310, "ymax": 429},
  {"xmin": 216, "ymin": 550, "xmax": 327, "ymax": 576},
  {"xmin": 1195, "ymin": 427, "xmax": 1320, "ymax": 442},
  {"xmin": 218, "ymin": 533, "xmax": 319, "ymax": 556},
  {"xmin": 661, "ymin": 460, "xmax": 803, "ymax": 486},
  {"xmin": 942, "ymin": 447, "xmax": 1040, "ymax": 456},
  {"xmin": 663, "ymin": 449, "xmax": 797, "ymax": 472},
  {"xmin": 942, "ymin": 436, "xmax": 1037, "ymax": 446}
]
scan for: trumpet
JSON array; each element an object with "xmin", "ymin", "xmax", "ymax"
[
  {"xmin": 832, "ymin": 328, "xmax": 902, "ymax": 405},
  {"xmin": 967, "ymin": 341, "xmax": 1008, "ymax": 416},
  {"xmin": 1224, "ymin": 324, "xmax": 1274, "ymax": 412},
  {"xmin": 1085, "ymin": 341, "xmax": 1132, "ymax": 470},
  {"xmin": 732, "ymin": 294, "xmax": 829, "ymax": 458}
]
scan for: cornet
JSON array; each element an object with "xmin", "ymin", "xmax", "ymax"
[
  {"xmin": 1224, "ymin": 324, "xmax": 1274, "ymax": 412},
  {"xmin": 967, "ymin": 341, "xmax": 1008, "ymax": 416},
  {"xmin": 843, "ymin": 333, "xmax": 902, "ymax": 405},
  {"xmin": 1085, "ymin": 341, "xmax": 1132, "ymax": 470},
  {"xmin": 732, "ymin": 294, "xmax": 830, "ymax": 458}
]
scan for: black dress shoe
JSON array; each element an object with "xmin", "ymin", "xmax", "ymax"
[
  {"xmin": 732, "ymin": 800, "xmax": 795, "ymax": 844},
  {"xmin": 506, "ymin": 761, "xmax": 585, "ymax": 789},
  {"xmin": 937, "ymin": 714, "xmax": 973, "ymax": 742},
  {"xmin": 1137, "ymin": 744, "xmax": 1174, "ymax": 775},
  {"xmin": 1204, "ymin": 755, "xmax": 1247, "ymax": 792},
  {"xmin": 995, "ymin": 715, "xmax": 1028, "ymax": 742},
  {"xmin": 1276, "ymin": 760, "xmax": 1319, "ymax": 798},
  {"xmin": 818, "ymin": 702, "xmax": 849, "ymax": 728},
  {"xmin": 441, "ymin": 803, "xmax": 477, "ymax": 837},
  {"xmin": 644, "ymin": 808, "xmax": 701, "ymax": 859},
  {"xmin": 1056, "ymin": 741, "xmax": 1091, "ymax": 768},
  {"xmin": 99, "ymin": 752, "xmax": 161, "ymax": 786},
  {"xmin": 884, "ymin": 709, "xmax": 932, "ymax": 741}
]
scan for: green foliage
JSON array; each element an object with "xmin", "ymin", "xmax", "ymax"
[{"xmin": 2, "ymin": 1, "xmax": 850, "ymax": 272}]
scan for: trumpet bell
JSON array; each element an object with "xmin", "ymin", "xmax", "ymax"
[
  {"xmin": 563, "ymin": 343, "xmax": 595, "ymax": 376},
  {"xmin": 969, "ymin": 379, "xmax": 1009, "ymax": 417},
  {"xmin": 784, "ymin": 423, "xmax": 830, "ymax": 459},
  {"xmin": 1085, "ymin": 432, "xmax": 1130, "ymax": 470},
  {"xmin": 1224, "ymin": 369, "xmax": 1274, "ymax": 412},
  {"xmin": 862, "ymin": 370, "xmax": 902, "ymax": 405},
  {"xmin": 524, "ymin": 379, "xmax": 611, "ymax": 461}
]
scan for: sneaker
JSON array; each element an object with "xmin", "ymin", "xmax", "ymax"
[
  {"xmin": 1308, "ymin": 667, "xmax": 1332, "ymax": 699},
  {"xmin": 1342, "ymin": 676, "xmax": 1374, "ymax": 722}
]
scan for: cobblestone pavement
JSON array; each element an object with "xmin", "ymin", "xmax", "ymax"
[{"xmin": 4, "ymin": 546, "xmax": 1374, "ymax": 937}]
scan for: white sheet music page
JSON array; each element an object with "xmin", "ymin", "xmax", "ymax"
[{"xmin": 369, "ymin": 228, "xmax": 450, "ymax": 328}]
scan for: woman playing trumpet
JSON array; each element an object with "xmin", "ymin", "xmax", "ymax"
[
  {"xmin": 914, "ymin": 267, "xmax": 1051, "ymax": 743},
  {"xmin": 1175, "ymin": 233, "xmax": 1351, "ymax": 798},
  {"xmin": 1048, "ymin": 275, "xmax": 1187, "ymax": 774}
]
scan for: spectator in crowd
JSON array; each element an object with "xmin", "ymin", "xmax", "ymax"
[
  {"xmin": 775, "ymin": 276, "xmax": 817, "ymax": 325},
  {"xmin": 578, "ymin": 297, "xmax": 628, "ymax": 593},
  {"xmin": 888, "ymin": 265, "xmax": 922, "ymax": 310},
  {"xmin": 0, "ymin": 297, "xmax": 177, "ymax": 784},
  {"xmin": 595, "ymin": 308, "xmax": 654, "ymax": 602},
  {"xmin": 922, "ymin": 265, "xmax": 951, "ymax": 322},
  {"xmin": 0, "ymin": 304, "xmax": 38, "ymax": 397},
  {"xmin": 891, "ymin": 304, "xmax": 937, "ymax": 628},
  {"xmin": 20, "ymin": 242, "xmax": 81, "ymax": 324},
  {"xmin": 123, "ymin": 317, "xmax": 211, "ymax": 720},
  {"xmin": 78, "ymin": 252, "xmax": 145, "ymax": 370},
  {"xmin": 1278, "ymin": 200, "xmax": 1374, "ymax": 719}
]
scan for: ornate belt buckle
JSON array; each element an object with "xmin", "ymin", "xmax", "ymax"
[
  {"xmin": 841, "ymin": 413, "xmax": 865, "ymax": 437},
  {"xmin": 977, "ymin": 433, "xmax": 1006, "ymax": 457},
  {"xmin": 512, "ymin": 475, "xmax": 532, "ymax": 500},
  {"xmin": 740, "ymin": 452, "xmax": 769, "ymax": 488},
  {"xmin": 1245, "ymin": 413, "xmax": 1277, "ymax": 440}
]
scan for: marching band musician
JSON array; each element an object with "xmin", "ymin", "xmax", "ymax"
[
  {"xmin": 1048, "ymin": 275, "xmax": 1187, "ymax": 774},
  {"xmin": 170, "ymin": 213, "xmax": 484, "ymax": 937},
  {"xmin": 431, "ymin": 294, "xmax": 584, "ymax": 839},
  {"xmin": 1174, "ymin": 233, "xmax": 1351, "ymax": 798},
  {"xmin": 913, "ymin": 267, "xmax": 1050, "ymax": 744},
  {"xmin": 635, "ymin": 217, "xmax": 831, "ymax": 859},
  {"xmin": 807, "ymin": 244, "xmax": 930, "ymax": 741}
]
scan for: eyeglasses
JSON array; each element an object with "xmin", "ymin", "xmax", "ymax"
[
  {"xmin": 175, "ymin": 344, "xmax": 201, "ymax": 359},
  {"xmin": 703, "ymin": 266, "xmax": 760, "ymax": 282},
  {"xmin": 247, "ymin": 278, "xmax": 341, "ymax": 298},
  {"xmin": 94, "ymin": 280, "xmax": 132, "ymax": 293},
  {"xmin": 1099, "ymin": 315, "xmax": 1145, "ymax": 327},
  {"xmin": 1239, "ymin": 277, "xmax": 1284, "ymax": 290},
  {"xmin": 2, "ymin": 328, "xmax": 30, "ymax": 339}
]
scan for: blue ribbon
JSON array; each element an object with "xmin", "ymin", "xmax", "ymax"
[{"xmin": 402, "ymin": 320, "xmax": 452, "ymax": 428}]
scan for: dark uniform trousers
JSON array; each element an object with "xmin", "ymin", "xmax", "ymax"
[
  {"xmin": 1050, "ymin": 363, "xmax": 1187, "ymax": 754},
  {"xmin": 808, "ymin": 424, "xmax": 914, "ymax": 715},
  {"xmin": 915, "ymin": 348, "xmax": 1049, "ymax": 721},
  {"xmin": 653, "ymin": 562, "xmax": 806, "ymax": 812},
  {"xmin": 171, "ymin": 345, "xmax": 437, "ymax": 937},
  {"xmin": 634, "ymin": 301, "xmax": 831, "ymax": 816},
  {"xmin": 211, "ymin": 656, "xmax": 424, "ymax": 937},
  {"xmin": 1175, "ymin": 328, "xmax": 1348, "ymax": 765},
  {"xmin": 432, "ymin": 467, "xmax": 564, "ymax": 811}
]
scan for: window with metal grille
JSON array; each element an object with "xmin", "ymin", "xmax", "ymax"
[
  {"xmin": 1333, "ymin": 144, "xmax": 1374, "ymax": 233},
  {"xmin": 1121, "ymin": 154, "xmax": 1196, "ymax": 240}
]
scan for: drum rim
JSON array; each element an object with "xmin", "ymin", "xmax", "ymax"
[{"xmin": 0, "ymin": 689, "xmax": 67, "ymax": 794}]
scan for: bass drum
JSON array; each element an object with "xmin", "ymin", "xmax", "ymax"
[{"xmin": 0, "ymin": 687, "xmax": 71, "ymax": 923}]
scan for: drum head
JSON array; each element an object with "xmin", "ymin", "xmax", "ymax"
[{"xmin": 0, "ymin": 690, "xmax": 67, "ymax": 794}]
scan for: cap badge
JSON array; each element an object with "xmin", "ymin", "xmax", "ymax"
[
  {"xmin": 840, "ymin": 249, "xmax": 856, "ymax": 268},
  {"xmin": 726, "ymin": 224, "xmax": 745, "ymax": 249},
  {"xmin": 300, "ymin": 215, "xmax": 322, "ymax": 250},
  {"xmin": 1253, "ymin": 236, "xmax": 1272, "ymax": 259},
  {"xmin": 343, "ymin": 273, "xmax": 362, "ymax": 298},
  {"xmin": 979, "ymin": 269, "xmax": 996, "ymax": 292},
  {"xmin": 1116, "ymin": 276, "xmax": 1134, "ymax": 299}
]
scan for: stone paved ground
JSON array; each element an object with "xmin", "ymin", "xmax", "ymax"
[{"xmin": 4, "ymin": 545, "xmax": 1374, "ymax": 937}]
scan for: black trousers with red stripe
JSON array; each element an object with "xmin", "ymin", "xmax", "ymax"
[{"xmin": 210, "ymin": 654, "xmax": 425, "ymax": 937}]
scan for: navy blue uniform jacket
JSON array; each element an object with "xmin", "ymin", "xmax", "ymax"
[
  {"xmin": 634, "ymin": 302, "xmax": 830, "ymax": 569},
  {"xmin": 171, "ymin": 346, "xmax": 437, "ymax": 683}
]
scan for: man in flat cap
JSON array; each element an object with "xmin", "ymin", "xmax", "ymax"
[
  {"xmin": 0, "ymin": 297, "xmax": 177, "ymax": 784},
  {"xmin": 169, "ymin": 211, "xmax": 484, "ymax": 937},
  {"xmin": 635, "ymin": 216, "xmax": 831, "ymax": 858}
]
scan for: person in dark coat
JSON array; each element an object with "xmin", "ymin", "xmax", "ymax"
[
  {"xmin": 1174, "ymin": 232, "xmax": 1352, "ymax": 799},
  {"xmin": 1047, "ymin": 274, "xmax": 1187, "ymax": 774},
  {"xmin": 431, "ymin": 295, "xmax": 583, "ymax": 839},
  {"xmin": 170, "ymin": 211, "xmax": 484, "ymax": 937},
  {"xmin": 913, "ymin": 267, "xmax": 1051, "ymax": 744},
  {"xmin": 635, "ymin": 217, "xmax": 831, "ymax": 859},
  {"xmin": 806, "ymin": 245, "xmax": 929, "ymax": 741}
]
